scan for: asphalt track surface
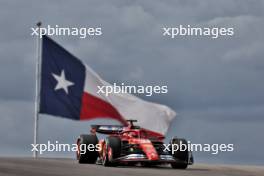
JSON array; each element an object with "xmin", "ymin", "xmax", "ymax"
[{"xmin": 0, "ymin": 158, "xmax": 263, "ymax": 176}]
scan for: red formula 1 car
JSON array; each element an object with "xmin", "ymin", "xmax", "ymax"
[{"xmin": 76, "ymin": 120, "xmax": 193, "ymax": 169}]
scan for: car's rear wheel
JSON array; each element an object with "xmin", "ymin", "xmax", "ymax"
[
  {"xmin": 170, "ymin": 137, "xmax": 189, "ymax": 169},
  {"xmin": 77, "ymin": 134, "xmax": 98, "ymax": 164},
  {"xmin": 102, "ymin": 136, "xmax": 121, "ymax": 167}
]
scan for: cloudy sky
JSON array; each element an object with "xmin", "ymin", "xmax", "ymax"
[{"xmin": 0, "ymin": 0, "xmax": 263, "ymax": 165}]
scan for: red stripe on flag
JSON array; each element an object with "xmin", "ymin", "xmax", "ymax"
[{"xmin": 80, "ymin": 92, "xmax": 127, "ymax": 124}]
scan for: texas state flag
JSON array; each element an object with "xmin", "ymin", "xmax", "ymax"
[{"xmin": 39, "ymin": 35, "xmax": 176, "ymax": 135}]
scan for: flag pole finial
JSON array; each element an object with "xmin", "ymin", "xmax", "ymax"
[{"xmin": 36, "ymin": 21, "xmax": 42, "ymax": 27}]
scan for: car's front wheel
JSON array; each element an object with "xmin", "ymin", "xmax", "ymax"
[
  {"xmin": 76, "ymin": 134, "xmax": 98, "ymax": 164},
  {"xmin": 170, "ymin": 137, "xmax": 189, "ymax": 169},
  {"xmin": 102, "ymin": 136, "xmax": 121, "ymax": 167}
]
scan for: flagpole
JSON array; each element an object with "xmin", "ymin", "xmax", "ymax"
[{"xmin": 33, "ymin": 21, "xmax": 42, "ymax": 158}]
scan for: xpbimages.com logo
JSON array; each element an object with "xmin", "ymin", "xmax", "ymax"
[
  {"xmin": 31, "ymin": 141, "xmax": 101, "ymax": 155},
  {"xmin": 31, "ymin": 25, "xmax": 102, "ymax": 38}
]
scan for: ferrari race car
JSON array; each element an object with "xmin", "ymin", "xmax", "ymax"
[{"xmin": 76, "ymin": 120, "xmax": 193, "ymax": 169}]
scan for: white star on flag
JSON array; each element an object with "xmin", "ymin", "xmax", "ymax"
[{"xmin": 52, "ymin": 70, "xmax": 74, "ymax": 94}]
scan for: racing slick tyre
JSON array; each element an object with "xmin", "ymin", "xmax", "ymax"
[
  {"xmin": 170, "ymin": 137, "xmax": 189, "ymax": 169},
  {"xmin": 77, "ymin": 134, "xmax": 99, "ymax": 164},
  {"xmin": 102, "ymin": 136, "xmax": 121, "ymax": 167}
]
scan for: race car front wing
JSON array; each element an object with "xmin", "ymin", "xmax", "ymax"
[{"xmin": 113, "ymin": 152, "xmax": 193, "ymax": 164}]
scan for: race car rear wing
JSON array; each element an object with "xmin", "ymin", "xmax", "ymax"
[{"xmin": 91, "ymin": 125, "xmax": 124, "ymax": 134}]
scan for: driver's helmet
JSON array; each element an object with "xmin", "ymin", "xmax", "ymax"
[{"xmin": 129, "ymin": 131, "xmax": 138, "ymax": 137}]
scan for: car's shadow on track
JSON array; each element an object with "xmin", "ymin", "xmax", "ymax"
[{"xmin": 110, "ymin": 165, "xmax": 209, "ymax": 171}]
